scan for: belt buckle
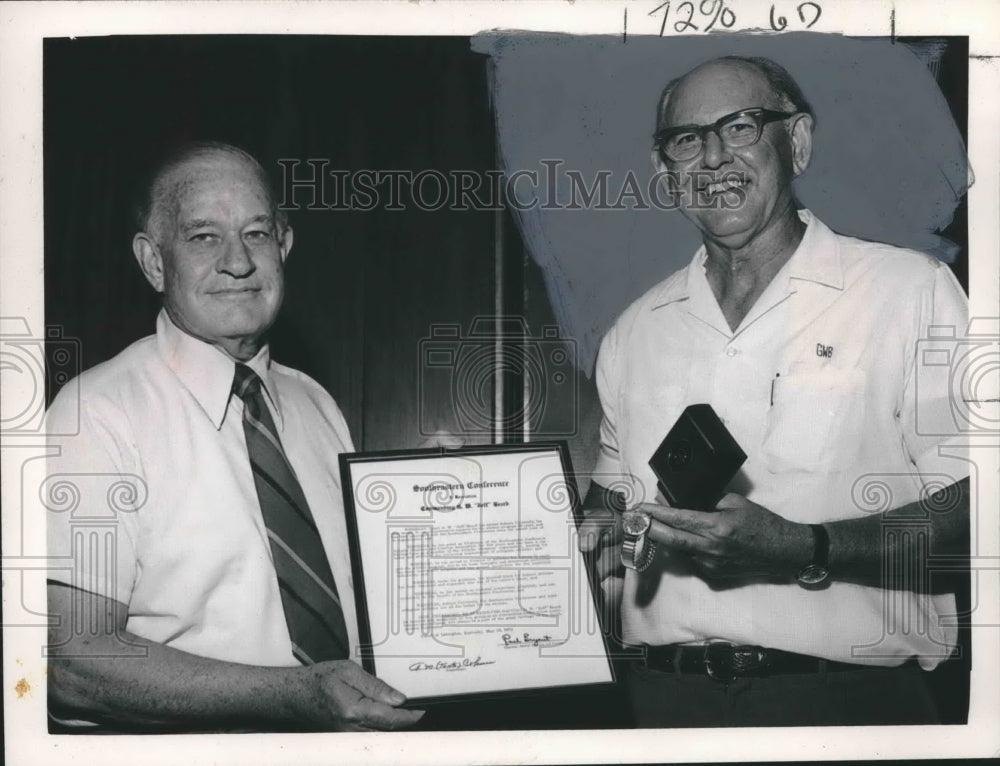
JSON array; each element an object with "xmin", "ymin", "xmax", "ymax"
[
  {"xmin": 703, "ymin": 642, "xmax": 737, "ymax": 683},
  {"xmin": 703, "ymin": 642, "xmax": 765, "ymax": 682}
]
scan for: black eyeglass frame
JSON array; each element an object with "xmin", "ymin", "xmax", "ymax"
[{"xmin": 653, "ymin": 107, "xmax": 800, "ymax": 163}]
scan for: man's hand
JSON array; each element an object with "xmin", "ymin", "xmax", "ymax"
[
  {"xmin": 292, "ymin": 660, "xmax": 425, "ymax": 731},
  {"xmin": 644, "ymin": 493, "xmax": 812, "ymax": 583},
  {"xmin": 47, "ymin": 582, "xmax": 425, "ymax": 732}
]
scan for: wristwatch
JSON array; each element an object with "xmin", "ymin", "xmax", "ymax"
[
  {"xmin": 620, "ymin": 510, "xmax": 658, "ymax": 572},
  {"xmin": 796, "ymin": 523, "xmax": 831, "ymax": 589}
]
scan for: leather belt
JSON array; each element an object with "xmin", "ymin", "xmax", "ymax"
[{"xmin": 642, "ymin": 643, "xmax": 895, "ymax": 682}]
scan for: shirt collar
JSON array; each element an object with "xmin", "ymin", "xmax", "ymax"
[
  {"xmin": 648, "ymin": 261, "xmax": 695, "ymax": 310},
  {"xmin": 786, "ymin": 209, "xmax": 845, "ymax": 290},
  {"xmin": 155, "ymin": 309, "xmax": 282, "ymax": 431},
  {"xmin": 649, "ymin": 208, "xmax": 844, "ymax": 312}
]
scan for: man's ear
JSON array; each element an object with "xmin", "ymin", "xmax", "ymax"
[
  {"xmin": 278, "ymin": 225, "xmax": 294, "ymax": 265},
  {"xmin": 133, "ymin": 233, "xmax": 166, "ymax": 293},
  {"xmin": 650, "ymin": 149, "xmax": 682, "ymax": 208},
  {"xmin": 789, "ymin": 114, "xmax": 814, "ymax": 176}
]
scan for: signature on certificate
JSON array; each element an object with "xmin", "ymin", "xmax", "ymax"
[
  {"xmin": 501, "ymin": 632, "xmax": 560, "ymax": 648},
  {"xmin": 408, "ymin": 656, "xmax": 496, "ymax": 672}
]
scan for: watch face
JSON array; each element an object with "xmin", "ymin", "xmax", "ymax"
[
  {"xmin": 797, "ymin": 564, "xmax": 830, "ymax": 585},
  {"xmin": 622, "ymin": 511, "xmax": 651, "ymax": 536}
]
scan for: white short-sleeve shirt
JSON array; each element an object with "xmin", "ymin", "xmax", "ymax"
[
  {"xmin": 594, "ymin": 210, "xmax": 969, "ymax": 668},
  {"xmin": 46, "ymin": 310, "xmax": 360, "ymax": 667}
]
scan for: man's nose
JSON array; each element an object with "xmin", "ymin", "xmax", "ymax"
[
  {"xmin": 218, "ymin": 236, "xmax": 255, "ymax": 277},
  {"xmin": 700, "ymin": 130, "xmax": 732, "ymax": 169}
]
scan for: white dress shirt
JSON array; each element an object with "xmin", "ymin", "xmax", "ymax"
[
  {"xmin": 594, "ymin": 210, "xmax": 969, "ymax": 668},
  {"xmin": 46, "ymin": 310, "xmax": 360, "ymax": 666}
]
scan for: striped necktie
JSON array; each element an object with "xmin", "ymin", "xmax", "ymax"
[{"xmin": 232, "ymin": 363, "xmax": 349, "ymax": 664}]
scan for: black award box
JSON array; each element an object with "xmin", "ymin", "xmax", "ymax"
[{"xmin": 648, "ymin": 403, "xmax": 747, "ymax": 511}]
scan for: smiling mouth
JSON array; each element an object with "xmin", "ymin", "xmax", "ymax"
[
  {"xmin": 209, "ymin": 287, "xmax": 261, "ymax": 296},
  {"xmin": 700, "ymin": 176, "xmax": 749, "ymax": 196}
]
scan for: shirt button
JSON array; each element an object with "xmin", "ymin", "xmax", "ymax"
[{"xmin": 725, "ymin": 347, "xmax": 739, "ymax": 357}]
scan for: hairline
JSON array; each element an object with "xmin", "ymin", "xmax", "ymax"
[
  {"xmin": 140, "ymin": 143, "xmax": 287, "ymax": 244},
  {"xmin": 655, "ymin": 56, "xmax": 813, "ymax": 134}
]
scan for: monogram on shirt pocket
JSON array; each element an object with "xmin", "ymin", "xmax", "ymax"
[{"xmin": 761, "ymin": 368, "xmax": 867, "ymax": 472}]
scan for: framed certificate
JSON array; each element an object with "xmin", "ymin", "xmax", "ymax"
[{"xmin": 339, "ymin": 442, "xmax": 615, "ymax": 704}]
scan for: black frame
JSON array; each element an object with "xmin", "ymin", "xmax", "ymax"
[
  {"xmin": 338, "ymin": 441, "xmax": 616, "ymax": 706},
  {"xmin": 653, "ymin": 107, "xmax": 800, "ymax": 162}
]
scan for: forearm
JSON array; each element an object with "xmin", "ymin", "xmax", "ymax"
[
  {"xmin": 49, "ymin": 632, "xmax": 303, "ymax": 729},
  {"xmin": 643, "ymin": 478, "xmax": 969, "ymax": 592},
  {"xmin": 47, "ymin": 582, "xmax": 306, "ymax": 729},
  {"xmin": 48, "ymin": 582, "xmax": 422, "ymax": 732},
  {"xmin": 825, "ymin": 477, "xmax": 969, "ymax": 590}
]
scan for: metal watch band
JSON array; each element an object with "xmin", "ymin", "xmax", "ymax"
[{"xmin": 621, "ymin": 535, "xmax": 658, "ymax": 572}]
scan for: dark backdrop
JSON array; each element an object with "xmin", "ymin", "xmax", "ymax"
[{"xmin": 44, "ymin": 35, "xmax": 500, "ymax": 450}]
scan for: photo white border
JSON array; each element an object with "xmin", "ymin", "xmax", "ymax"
[{"xmin": 2, "ymin": 1, "xmax": 998, "ymax": 763}]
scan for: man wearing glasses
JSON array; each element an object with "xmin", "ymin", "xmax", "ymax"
[{"xmin": 582, "ymin": 56, "xmax": 969, "ymax": 726}]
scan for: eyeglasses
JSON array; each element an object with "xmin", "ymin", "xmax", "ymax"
[{"xmin": 654, "ymin": 108, "xmax": 799, "ymax": 163}]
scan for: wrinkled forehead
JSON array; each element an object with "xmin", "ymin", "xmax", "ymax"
[
  {"xmin": 157, "ymin": 152, "xmax": 274, "ymax": 222},
  {"xmin": 664, "ymin": 61, "xmax": 779, "ymax": 128}
]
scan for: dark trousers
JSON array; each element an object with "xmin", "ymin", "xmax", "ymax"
[{"xmin": 628, "ymin": 661, "xmax": 940, "ymax": 727}]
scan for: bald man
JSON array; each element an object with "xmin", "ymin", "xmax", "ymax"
[
  {"xmin": 46, "ymin": 142, "xmax": 424, "ymax": 732},
  {"xmin": 582, "ymin": 57, "xmax": 969, "ymax": 726}
]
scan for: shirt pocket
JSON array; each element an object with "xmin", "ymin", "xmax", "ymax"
[{"xmin": 761, "ymin": 368, "xmax": 867, "ymax": 473}]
